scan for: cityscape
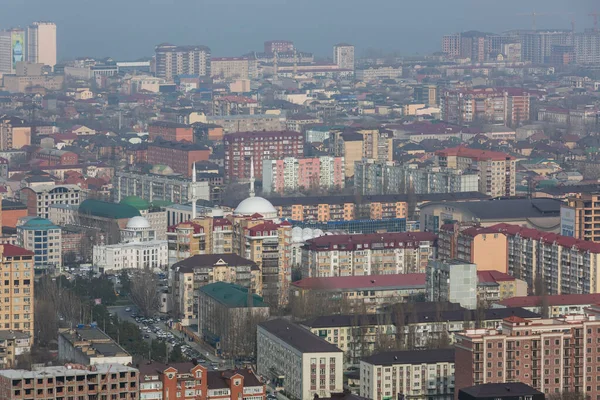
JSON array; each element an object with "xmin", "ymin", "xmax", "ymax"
[{"xmin": 0, "ymin": 4, "xmax": 599, "ymax": 400}]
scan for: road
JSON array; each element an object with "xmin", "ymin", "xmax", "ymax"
[{"xmin": 107, "ymin": 305, "xmax": 227, "ymax": 366}]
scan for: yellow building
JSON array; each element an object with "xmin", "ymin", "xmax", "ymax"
[
  {"xmin": 566, "ymin": 193, "xmax": 600, "ymax": 242},
  {"xmin": 167, "ymin": 217, "xmax": 233, "ymax": 261}
]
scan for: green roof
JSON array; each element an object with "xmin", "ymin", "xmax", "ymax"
[
  {"xmin": 79, "ymin": 199, "xmax": 141, "ymax": 220},
  {"xmin": 19, "ymin": 217, "xmax": 60, "ymax": 230},
  {"xmin": 198, "ymin": 282, "xmax": 267, "ymax": 308},
  {"xmin": 120, "ymin": 196, "xmax": 150, "ymax": 211}
]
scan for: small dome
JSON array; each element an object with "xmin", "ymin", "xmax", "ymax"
[
  {"xmin": 150, "ymin": 164, "xmax": 175, "ymax": 176},
  {"xmin": 234, "ymin": 196, "xmax": 277, "ymax": 217},
  {"xmin": 126, "ymin": 216, "xmax": 151, "ymax": 229}
]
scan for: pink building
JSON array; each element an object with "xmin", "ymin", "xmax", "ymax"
[{"xmin": 262, "ymin": 156, "xmax": 344, "ymax": 194}]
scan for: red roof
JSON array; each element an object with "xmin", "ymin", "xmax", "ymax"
[
  {"xmin": 305, "ymin": 232, "xmax": 437, "ymax": 251},
  {"xmin": 167, "ymin": 221, "xmax": 204, "ymax": 234},
  {"xmin": 247, "ymin": 222, "xmax": 281, "ymax": 236},
  {"xmin": 503, "ymin": 316, "xmax": 530, "ymax": 324},
  {"xmin": 476, "ymin": 270, "xmax": 516, "ymax": 283},
  {"xmin": 291, "ymin": 273, "xmax": 426, "ymax": 290},
  {"xmin": 499, "ymin": 293, "xmax": 600, "ymax": 308},
  {"xmin": 436, "ymin": 145, "xmax": 514, "ymax": 161},
  {"xmin": 2, "ymin": 244, "xmax": 34, "ymax": 257}
]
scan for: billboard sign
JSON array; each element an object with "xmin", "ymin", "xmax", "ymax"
[
  {"xmin": 11, "ymin": 30, "xmax": 24, "ymax": 70},
  {"xmin": 560, "ymin": 206, "xmax": 575, "ymax": 237}
]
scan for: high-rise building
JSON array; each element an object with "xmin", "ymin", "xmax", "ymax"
[
  {"xmin": 519, "ymin": 30, "xmax": 572, "ymax": 64},
  {"xmin": 333, "ymin": 43, "xmax": 355, "ymax": 71},
  {"xmin": 0, "ymin": 28, "xmax": 24, "ymax": 74},
  {"xmin": 455, "ymin": 311, "xmax": 600, "ymax": 398},
  {"xmin": 574, "ymin": 30, "xmax": 600, "ymax": 65},
  {"xmin": 442, "ymin": 34, "xmax": 462, "ymax": 57},
  {"xmin": 414, "ymin": 84, "xmax": 438, "ymax": 106},
  {"xmin": 264, "ymin": 40, "xmax": 294, "ymax": 54},
  {"xmin": 565, "ymin": 193, "xmax": 600, "ymax": 241},
  {"xmin": 27, "ymin": 22, "xmax": 56, "ymax": 68},
  {"xmin": 0, "ymin": 244, "xmax": 34, "ymax": 340},
  {"xmin": 262, "ymin": 156, "xmax": 345, "ymax": 195},
  {"xmin": 426, "ymin": 259, "xmax": 478, "ymax": 309},
  {"xmin": 154, "ymin": 43, "xmax": 211, "ymax": 81}
]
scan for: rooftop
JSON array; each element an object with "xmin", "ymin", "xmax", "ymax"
[
  {"xmin": 423, "ymin": 198, "xmax": 562, "ymax": 221},
  {"xmin": 362, "ymin": 348, "xmax": 455, "ymax": 366},
  {"xmin": 436, "ymin": 145, "xmax": 514, "ymax": 161},
  {"xmin": 172, "ymin": 254, "xmax": 258, "ymax": 273},
  {"xmin": 459, "ymin": 383, "xmax": 543, "ymax": 398},
  {"xmin": 498, "ymin": 293, "xmax": 600, "ymax": 308},
  {"xmin": 0, "ymin": 363, "xmax": 137, "ymax": 379},
  {"xmin": 259, "ymin": 318, "xmax": 342, "ymax": 354},
  {"xmin": 79, "ymin": 199, "xmax": 141, "ymax": 220},
  {"xmin": 59, "ymin": 326, "xmax": 131, "ymax": 360},
  {"xmin": 291, "ymin": 274, "xmax": 426, "ymax": 291},
  {"xmin": 304, "ymin": 231, "xmax": 437, "ymax": 252},
  {"xmin": 198, "ymin": 282, "xmax": 267, "ymax": 308}
]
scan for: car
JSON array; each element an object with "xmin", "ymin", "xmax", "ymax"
[
  {"xmin": 144, "ymin": 334, "xmax": 150, "ymax": 339},
  {"xmin": 125, "ymin": 307, "xmax": 132, "ymax": 312}
]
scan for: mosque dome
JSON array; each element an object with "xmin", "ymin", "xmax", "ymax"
[
  {"xmin": 234, "ymin": 196, "xmax": 277, "ymax": 217},
  {"xmin": 126, "ymin": 216, "xmax": 151, "ymax": 230}
]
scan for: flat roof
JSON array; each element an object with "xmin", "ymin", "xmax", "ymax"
[
  {"xmin": 460, "ymin": 383, "xmax": 543, "ymax": 398},
  {"xmin": 362, "ymin": 348, "xmax": 455, "ymax": 366}
]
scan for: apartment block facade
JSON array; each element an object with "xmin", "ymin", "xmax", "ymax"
[
  {"xmin": 148, "ymin": 121, "xmax": 193, "ymax": 143},
  {"xmin": 435, "ymin": 146, "xmax": 516, "ymax": 197},
  {"xmin": 455, "ymin": 313, "xmax": 600, "ymax": 399},
  {"xmin": 360, "ymin": 349, "xmax": 455, "ymax": 400},
  {"xmin": 211, "ymin": 57, "xmax": 250, "ymax": 80},
  {"xmin": 566, "ymin": 193, "xmax": 600, "ymax": 242},
  {"xmin": 167, "ymin": 218, "xmax": 233, "ymax": 262},
  {"xmin": 301, "ymin": 232, "xmax": 437, "ymax": 277},
  {"xmin": 262, "ymin": 156, "xmax": 345, "ymax": 195},
  {"xmin": 19, "ymin": 184, "xmax": 82, "ymax": 219},
  {"xmin": 223, "ymin": 131, "xmax": 303, "ymax": 182},
  {"xmin": 147, "ymin": 139, "xmax": 211, "ymax": 177},
  {"xmin": 154, "ymin": 43, "xmax": 211, "ymax": 81}
]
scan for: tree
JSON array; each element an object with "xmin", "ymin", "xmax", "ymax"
[
  {"xmin": 119, "ymin": 270, "xmax": 132, "ymax": 297},
  {"xmin": 169, "ymin": 344, "xmax": 187, "ymax": 363},
  {"xmin": 130, "ymin": 267, "xmax": 160, "ymax": 317}
]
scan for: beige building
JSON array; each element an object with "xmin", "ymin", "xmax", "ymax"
[
  {"xmin": 2, "ymin": 74, "xmax": 64, "ymax": 93},
  {"xmin": 360, "ymin": 349, "xmax": 455, "ymax": 400},
  {"xmin": 167, "ymin": 217, "xmax": 233, "ymax": 262},
  {"xmin": 211, "ymin": 57, "xmax": 250, "ymax": 80},
  {"xmin": 0, "ymin": 331, "xmax": 30, "ymax": 369},
  {"xmin": 333, "ymin": 43, "xmax": 355, "ymax": 70},
  {"xmin": 0, "ymin": 245, "xmax": 35, "ymax": 339},
  {"xmin": 27, "ymin": 22, "xmax": 57, "ymax": 68},
  {"xmin": 436, "ymin": 146, "xmax": 516, "ymax": 197},
  {"xmin": 154, "ymin": 43, "xmax": 211, "ymax": 81},
  {"xmin": 257, "ymin": 319, "xmax": 344, "ymax": 400},
  {"xmin": 329, "ymin": 129, "xmax": 392, "ymax": 178},
  {"xmin": 0, "ymin": 115, "xmax": 31, "ymax": 150},
  {"xmin": 566, "ymin": 193, "xmax": 600, "ymax": 242}
]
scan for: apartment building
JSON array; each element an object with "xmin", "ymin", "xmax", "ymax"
[
  {"xmin": 439, "ymin": 222, "xmax": 600, "ymax": 295},
  {"xmin": 427, "ymin": 259, "xmax": 478, "ymax": 310},
  {"xmin": 0, "ymin": 363, "xmax": 138, "ymax": 400},
  {"xmin": 197, "ymin": 282, "xmax": 270, "ymax": 357},
  {"xmin": 574, "ymin": 31, "xmax": 600, "ymax": 65},
  {"xmin": 223, "ymin": 131, "xmax": 303, "ymax": 182},
  {"xmin": 206, "ymin": 114, "xmax": 286, "ymax": 134},
  {"xmin": 458, "ymin": 383, "xmax": 544, "ymax": 400},
  {"xmin": 333, "ymin": 43, "xmax": 355, "ymax": 70},
  {"xmin": 170, "ymin": 254, "xmax": 261, "ymax": 324},
  {"xmin": 167, "ymin": 217, "xmax": 233, "ymax": 262},
  {"xmin": 360, "ymin": 349, "xmax": 455, "ymax": 400},
  {"xmin": 565, "ymin": 193, "xmax": 600, "ymax": 242},
  {"xmin": 355, "ymin": 65, "xmax": 403, "ymax": 82},
  {"xmin": 16, "ymin": 217, "xmax": 62, "ymax": 271},
  {"xmin": 262, "ymin": 156, "xmax": 345, "ymax": 195},
  {"xmin": 0, "ymin": 115, "xmax": 31, "ymax": 150},
  {"xmin": 301, "ymin": 232, "xmax": 437, "ymax": 277},
  {"xmin": 58, "ymin": 326, "xmax": 132, "ymax": 366},
  {"xmin": 230, "ymin": 215, "xmax": 292, "ymax": 306},
  {"xmin": 454, "ymin": 312, "xmax": 600, "ymax": 398},
  {"xmin": 27, "ymin": 22, "xmax": 57, "ymax": 68},
  {"xmin": 19, "ymin": 184, "xmax": 82, "ymax": 219},
  {"xmin": 520, "ymin": 30, "xmax": 572, "ymax": 64},
  {"xmin": 496, "ymin": 293, "xmax": 600, "ymax": 318},
  {"xmin": 0, "ymin": 332, "xmax": 30, "ymax": 369},
  {"xmin": 354, "ymin": 161, "xmax": 478, "ymax": 196},
  {"xmin": 147, "ymin": 139, "xmax": 211, "ymax": 177},
  {"xmin": 440, "ymin": 88, "xmax": 530, "ymax": 127},
  {"xmin": 154, "ymin": 43, "xmax": 211, "ymax": 81},
  {"xmin": 148, "ymin": 121, "xmax": 193, "ymax": 143},
  {"xmin": 211, "ymin": 57, "xmax": 250, "ymax": 79},
  {"xmin": 264, "ymin": 40, "xmax": 294, "ymax": 53},
  {"xmin": 302, "ymin": 307, "xmax": 539, "ymax": 364},
  {"xmin": 257, "ymin": 319, "xmax": 344, "ymax": 400},
  {"xmin": 435, "ymin": 146, "xmax": 516, "ymax": 197},
  {"xmin": 138, "ymin": 362, "xmax": 266, "ymax": 400}
]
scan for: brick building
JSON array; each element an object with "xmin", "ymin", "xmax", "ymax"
[
  {"xmin": 138, "ymin": 361, "xmax": 266, "ymax": 400},
  {"xmin": 35, "ymin": 148, "xmax": 79, "ymax": 166},
  {"xmin": 454, "ymin": 312, "xmax": 600, "ymax": 399},
  {"xmin": 148, "ymin": 121, "xmax": 193, "ymax": 142},
  {"xmin": 147, "ymin": 139, "xmax": 211, "ymax": 177},
  {"xmin": 223, "ymin": 131, "xmax": 303, "ymax": 182}
]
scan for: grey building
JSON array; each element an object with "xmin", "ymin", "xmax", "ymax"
[
  {"xmin": 354, "ymin": 160, "xmax": 478, "ymax": 195},
  {"xmin": 426, "ymin": 259, "xmax": 478, "ymax": 310}
]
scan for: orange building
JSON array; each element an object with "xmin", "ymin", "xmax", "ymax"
[
  {"xmin": 1, "ymin": 199, "xmax": 27, "ymax": 228},
  {"xmin": 148, "ymin": 121, "xmax": 193, "ymax": 142}
]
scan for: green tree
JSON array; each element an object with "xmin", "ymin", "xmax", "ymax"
[
  {"xmin": 169, "ymin": 344, "xmax": 187, "ymax": 363},
  {"xmin": 119, "ymin": 270, "xmax": 132, "ymax": 296}
]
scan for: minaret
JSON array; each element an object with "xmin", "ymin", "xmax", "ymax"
[
  {"xmin": 249, "ymin": 157, "xmax": 256, "ymax": 198},
  {"xmin": 191, "ymin": 162, "xmax": 197, "ymax": 219}
]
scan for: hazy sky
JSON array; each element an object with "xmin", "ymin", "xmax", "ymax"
[{"xmin": 0, "ymin": 0, "xmax": 595, "ymax": 61}]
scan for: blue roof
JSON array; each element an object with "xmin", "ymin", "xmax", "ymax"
[{"xmin": 19, "ymin": 217, "xmax": 60, "ymax": 230}]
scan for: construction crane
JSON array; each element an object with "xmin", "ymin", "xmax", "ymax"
[
  {"xmin": 590, "ymin": 11, "xmax": 599, "ymax": 32},
  {"xmin": 516, "ymin": 11, "xmax": 557, "ymax": 30},
  {"xmin": 273, "ymin": 50, "xmax": 278, "ymax": 79}
]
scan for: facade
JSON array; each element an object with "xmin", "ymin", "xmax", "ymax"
[
  {"xmin": 566, "ymin": 193, "xmax": 600, "ymax": 242},
  {"xmin": 36, "ymin": 148, "xmax": 79, "ymax": 166},
  {"xmin": 154, "ymin": 43, "xmax": 211, "ymax": 81},
  {"xmin": 496, "ymin": 293, "xmax": 600, "ymax": 318},
  {"xmin": 454, "ymin": 312, "xmax": 600, "ymax": 398},
  {"xmin": 170, "ymin": 254, "xmax": 261, "ymax": 324},
  {"xmin": 426, "ymin": 259, "xmax": 478, "ymax": 310},
  {"xmin": 148, "ymin": 121, "xmax": 193, "ymax": 143},
  {"xmin": 0, "ymin": 363, "xmax": 138, "ymax": 400},
  {"xmin": 257, "ymin": 318, "xmax": 344, "ymax": 400},
  {"xmin": 19, "ymin": 184, "xmax": 82, "ymax": 219},
  {"xmin": 262, "ymin": 156, "xmax": 345, "ymax": 195},
  {"xmin": 0, "ymin": 28, "xmax": 24, "ymax": 74},
  {"xmin": 435, "ymin": 146, "xmax": 516, "ymax": 197},
  {"xmin": 458, "ymin": 383, "xmax": 544, "ymax": 400},
  {"xmin": 206, "ymin": 114, "xmax": 286, "ymax": 134},
  {"xmin": 167, "ymin": 217, "xmax": 233, "ymax": 261},
  {"xmin": 223, "ymin": 131, "xmax": 303, "ymax": 182},
  {"xmin": 0, "ymin": 115, "xmax": 31, "ymax": 150},
  {"xmin": 414, "ymin": 84, "xmax": 438, "ymax": 106},
  {"xmin": 439, "ymin": 222, "xmax": 600, "ymax": 295},
  {"xmin": 0, "ymin": 331, "xmax": 30, "ymax": 369},
  {"xmin": 360, "ymin": 349, "xmax": 455, "ymax": 400},
  {"xmin": 211, "ymin": 57, "xmax": 250, "ymax": 80},
  {"xmin": 16, "ymin": 217, "xmax": 62, "ymax": 271},
  {"xmin": 114, "ymin": 169, "xmax": 211, "ymax": 205},
  {"xmin": 264, "ymin": 40, "xmax": 294, "ymax": 53},
  {"xmin": 58, "ymin": 326, "xmax": 132, "ymax": 366},
  {"xmin": 520, "ymin": 30, "xmax": 572, "ymax": 64},
  {"xmin": 138, "ymin": 361, "xmax": 266, "ymax": 400},
  {"xmin": 197, "ymin": 282, "xmax": 270, "ymax": 357},
  {"xmin": 355, "ymin": 65, "xmax": 403, "ymax": 82},
  {"xmin": 354, "ymin": 161, "xmax": 478, "ymax": 196},
  {"xmin": 26, "ymin": 22, "xmax": 57, "ymax": 68},
  {"xmin": 301, "ymin": 232, "xmax": 437, "ymax": 277},
  {"xmin": 92, "ymin": 239, "xmax": 168, "ymax": 272},
  {"xmin": 574, "ymin": 31, "xmax": 600, "ymax": 65},
  {"xmin": 147, "ymin": 139, "xmax": 211, "ymax": 177},
  {"xmin": 333, "ymin": 44, "xmax": 355, "ymax": 70},
  {"xmin": 0, "ymin": 244, "xmax": 34, "ymax": 340}
]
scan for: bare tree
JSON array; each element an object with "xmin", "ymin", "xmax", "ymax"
[{"xmin": 130, "ymin": 267, "xmax": 160, "ymax": 317}]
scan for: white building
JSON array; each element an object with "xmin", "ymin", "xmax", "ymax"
[
  {"xmin": 19, "ymin": 184, "xmax": 82, "ymax": 219},
  {"xmin": 92, "ymin": 217, "xmax": 168, "ymax": 272},
  {"xmin": 333, "ymin": 43, "xmax": 355, "ymax": 71},
  {"xmin": 257, "ymin": 319, "xmax": 344, "ymax": 400},
  {"xmin": 48, "ymin": 203, "xmax": 79, "ymax": 226},
  {"xmin": 360, "ymin": 349, "xmax": 455, "ymax": 400},
  {"xmin": 356, "ymin": 65, "xmax": 403, "ymax": 82},
  {"xmin": 426, "ymin": 259, "xmax": 478, "ymax": 310},
  {"xmin": 27, "ymin": 22, "xmax": 57, "ymax": 68}
]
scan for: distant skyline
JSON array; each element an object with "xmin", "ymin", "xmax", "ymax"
[{"xmin": 0, "ymin": 0, "xmax": 596, "ymax": 62}]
